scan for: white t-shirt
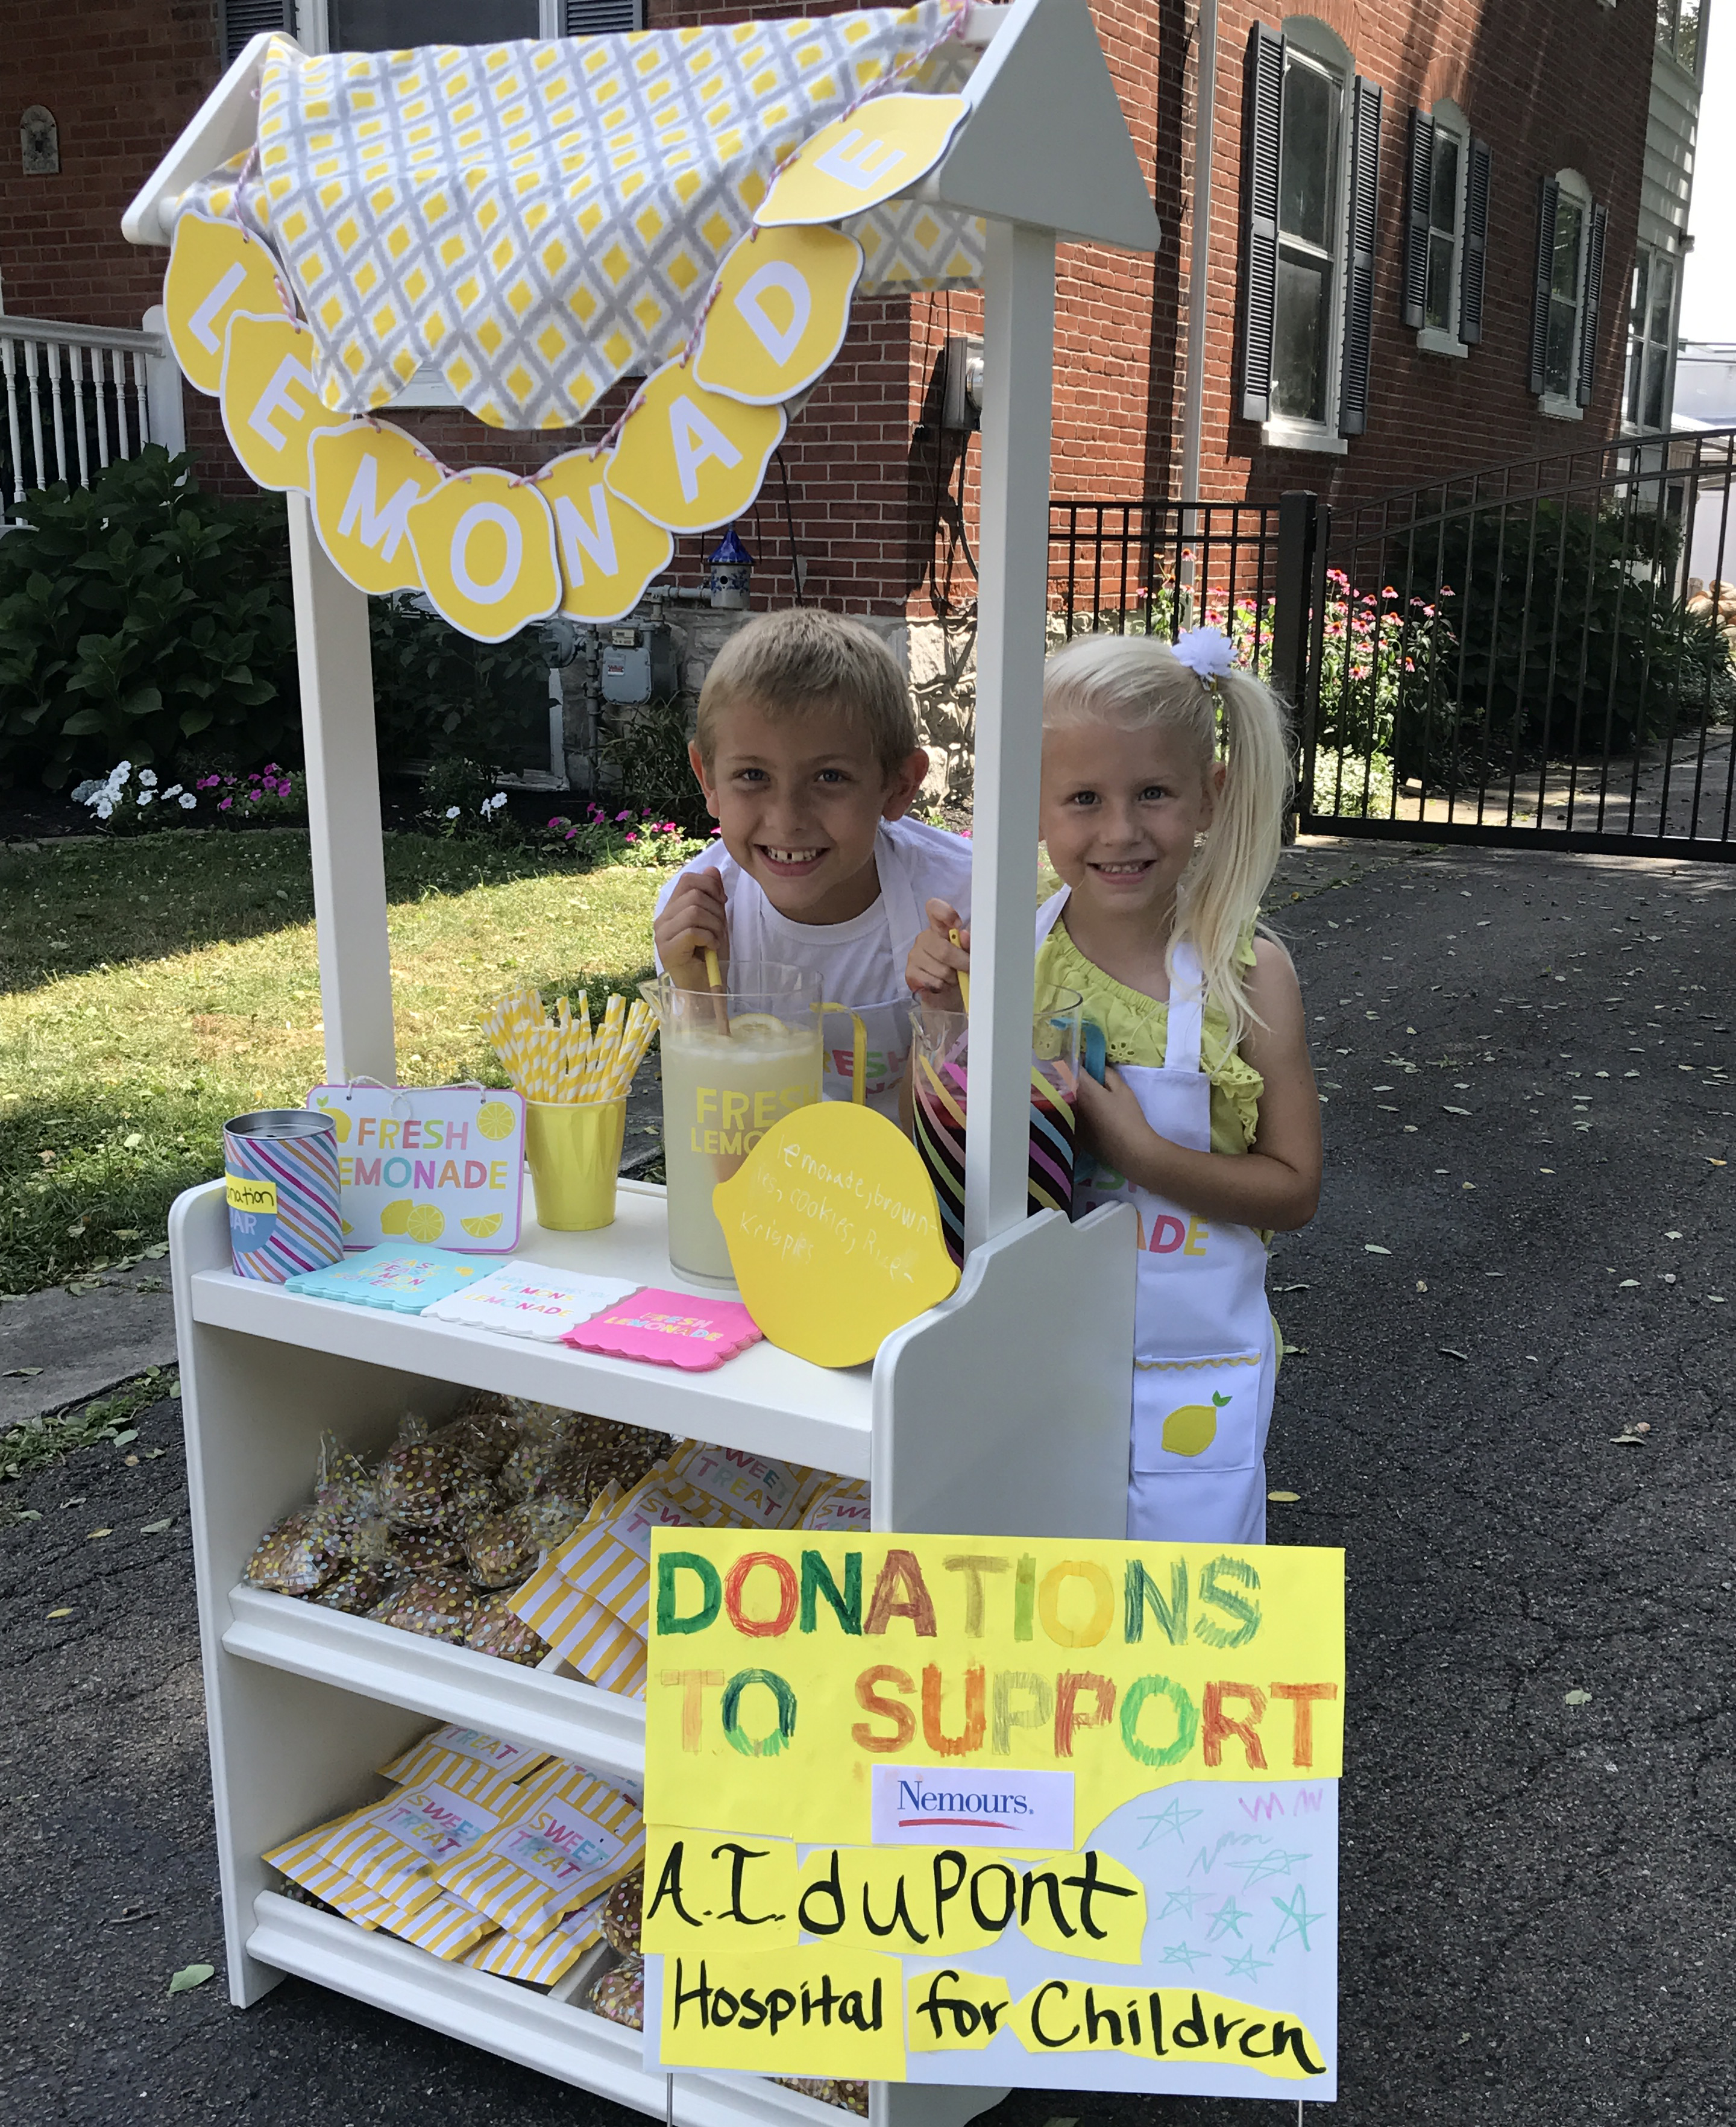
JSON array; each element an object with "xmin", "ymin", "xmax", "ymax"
[{"xmin": 653, "ymin": 816, "xmax": 972, "ymax": 1117}]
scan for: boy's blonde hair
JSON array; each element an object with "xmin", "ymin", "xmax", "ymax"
[
  {"xmin": 696, "ymin": 607, "xmax": 918, "ymax": 779},
  {"xmin": 1042, "ymin": 632, "xmax": 1294, "ymax": 1049}
]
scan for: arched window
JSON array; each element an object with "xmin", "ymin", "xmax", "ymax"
[{"xmin": 1403, "ymin": 99, "xmax": 1489, "ymax": 358}]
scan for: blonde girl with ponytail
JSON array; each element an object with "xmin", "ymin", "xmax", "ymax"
[{"xmin": 908, "ymin": 626, "xmax": 1321, "ymax": 1546}]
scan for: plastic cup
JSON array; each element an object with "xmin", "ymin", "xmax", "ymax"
[{"xmin": 525, "ymin": 1098, "xmax": 627, "ymax": 1232}]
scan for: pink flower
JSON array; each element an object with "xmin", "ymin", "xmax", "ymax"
[
  {"xmin": 615, "ymin": 810, "xmax": 631, "ymax": 822},
  {"xmin": 624, "ymin": 831, "xmax": 639, "ymax": 843},
  {"xmin": 565, "ymin": 828, "xmax": 577, "ymax": 841},
  {"xmin": 219, "ymin": 796, "xmax": 233, "ymax": 810}
]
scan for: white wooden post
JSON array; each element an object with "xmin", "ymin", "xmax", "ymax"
[
  {"xmin": 140, "ymin": 305, "xmax": 186, "ymax": 456},
  {"xmin": 286, "ymin": 493, "xmax": 398, "ymax": 1085},
  {"xmin": 963, "ymin": 217, "xmax": 1055, "ymax": 1256}
]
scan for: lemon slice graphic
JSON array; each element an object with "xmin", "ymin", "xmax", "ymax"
[
  {"xmin": 476, "ymin": 1100, "xmax": 517, "ymax": 1141},
  {"xmin": 461, "ymin": 1212, "xmax": 503, "ymax": 1239},
  {"xmin": 405, "ymin": 1203, "xmax": 445, "ymax": 1242},
  {"xmin": 379, "ymin": 1199, "xmax": 412, "ymax": 1236}
]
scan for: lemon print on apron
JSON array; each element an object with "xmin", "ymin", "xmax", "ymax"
[{"xmin": 1162, "ymin": 1390, "xmax": 1233, "ymax": 1458}]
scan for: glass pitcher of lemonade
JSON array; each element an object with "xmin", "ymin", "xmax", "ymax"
[{"xmin": 653, "ymin": 964, "xmax": 823, "ymax": 1286}]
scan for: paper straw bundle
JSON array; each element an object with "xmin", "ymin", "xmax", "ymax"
[{"xmin": 483, "ymin": 988, "xmax": 656, "ymax": 1105}]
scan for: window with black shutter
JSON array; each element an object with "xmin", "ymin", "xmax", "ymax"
[
  {"xmin": 222, "ymin": 0, "xmax": 295, "ymax": 67},
  {"xmin": 1337, "ymin": 74, "xmax": 1380, "ymax": 435},
  {"xmin": 1531, "ymin": 171, "xmax": 1600, "ymax": 412},
  {"xmin": 1401, "ymin": 109, "xmax": 1433, "ymax": 332},
  {"xmin": 1459, "ymin": 138, "xmax": 1489, "ymax": 345},
  {"xmin": 1239, "ymin": 23, "xmax": 1286, "ymax": 425}
]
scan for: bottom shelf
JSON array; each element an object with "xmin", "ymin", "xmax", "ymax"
[{"xmin": 247, "ymin": 1891, "xmax": 848, "ymax": 2127}]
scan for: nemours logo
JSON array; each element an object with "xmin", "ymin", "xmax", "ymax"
[
  {"xmin": 893, "ymin": 1780, "xmax": 1034, "ymax": 1831},
  {"xmin": 870, "ymin": 1765, "xmax": 1074, "ymax": 1848}
]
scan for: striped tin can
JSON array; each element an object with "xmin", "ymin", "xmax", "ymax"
[{"xmin": 223, "ymin": 1109, "xmax": 344, "ymax": 1282}]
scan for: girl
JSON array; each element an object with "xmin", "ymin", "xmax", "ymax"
[{"xmin": 908, "ymin": 626, "xmax": 1321, "ymax": 1545}]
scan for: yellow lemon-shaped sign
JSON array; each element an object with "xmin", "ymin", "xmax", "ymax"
[
  {"xmin": 536, "ymin": 451, "xmax": 675, "ymax": 622},
  {"xmin": 1162, "ymin": 1391, "xmax": 1231, "ymax": 1458},
  {"xmin": 713, "ymin": 1101, "xmax": 958, "ymax": 1369},
  {"xmin": 164, "ymin": 211, "xmax": 288, "ymax": 396},
  {"xmin": 406, "ymin": 469, "xmax": 561, "ymax": 644},
  {"xmin": 461, "ymin": 1212, "xmax": 503, "ymax": 1239},
  {"xmin": 379, "ymin": 1199, "xmax": 412, "ymax": 1235},
  {"xmin": 309, "ymin": 420, "xmax": 442, "ymax": 596},
  {"xmin": 756, "ymin": 93, "xmax": 969, "ymax": 228},
  {"xmin": 693, "ymin": 225, "xmax": 864, "ymax": 407},
  {"xmin": 219, "ymin": 310, "xmax": 331, "ymax": 493},
  {"xmin": 405, "ymin": 1203, "xmax": 446, "ymax": 1242},
  {"xmin": 605, "ymin": 362, "xmax": 785, "ymax": 535}
]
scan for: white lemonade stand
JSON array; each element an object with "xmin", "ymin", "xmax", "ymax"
[{"xmin": 127, "ymin": 4, "xmax": 1159, "ymax": 2120}]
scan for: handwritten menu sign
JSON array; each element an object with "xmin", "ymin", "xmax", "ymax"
[
  {"xmin": 642, "ymin": 1531, "xmax": 1345, "ymax": 2098},
  {"xmin": 711, "ymin": 1103, "xmax": 958, "ymax": 1367}
]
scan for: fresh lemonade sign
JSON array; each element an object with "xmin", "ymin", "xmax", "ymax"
[
  {"xmin": 643, "ymin": 1531, "xmax": 1345, "ymax": 2099},
  {"xmin": 306, "ymin": 1084, "xmax": 525, "ymax": 1252}
]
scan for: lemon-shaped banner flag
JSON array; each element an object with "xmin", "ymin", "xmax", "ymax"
[
  {"xmin": 219, "ymin": 310, "xmax": 333, "ymax": 493},
  {"xmin": 164, "ymin": 211, "xmax": 289, "ymax": 397},
  {"xmin": 536, "ymin": 451, "xmax": 675, "ymax": 622},
  {"xmin": 309, "ymin": 421, "xmax": 442, "ymax": 596},
  {"xmin": 406, "ymin": 469, "xmax": 562, "ymax": 643},
  {"xmin": 756, "ymin": 93, "xmax": 969, "ymax": 228},
  {"xmin": 693, "ymin": 225, "xmax": 864, "ymax": 407},
  {"xmin": 605, "ymin": 362, "xmax": 785, "ymax": 535}
]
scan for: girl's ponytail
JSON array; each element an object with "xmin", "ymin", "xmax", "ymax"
[{"xmin": 1177, "ymin": 665, "xmax": 1292, "ymax": 1051}]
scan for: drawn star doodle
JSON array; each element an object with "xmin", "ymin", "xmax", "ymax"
[
  {"xmin": 1137, "ymin": 1798, "xmax": 1205, "ymax": 1849},
  {"xmin": 1157, "ymin": 1889, "xmax": 1200, "ymax": 1920},
  {"xmin": 1221, "ymin": 1947, "xmax": 1274, "ymax": 1982},
  {"xmin": 1232, "ymin": 1847, "xmax": 1313, "ymax": 1888},
  {"xmin": 1205, "ymin": 1895, "xmax": 1251, "ymax": 1941},
  {"xmin": 1269, "ymin": 1885, "xmax": 1326, "ymax": 1954},
  {"xmin": 1159, "ymin": 1941, "xmax": 1211, "ymax": 1973}
]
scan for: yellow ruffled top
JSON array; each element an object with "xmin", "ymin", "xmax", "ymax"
[{"xmin": 1036, "ymin": 904, "xmax": 1266, "ymax": 1156}]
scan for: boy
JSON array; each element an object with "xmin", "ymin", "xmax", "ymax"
[{"xmin": 652, "ymin": 607, "xmax": 971, "ymax": 1118}]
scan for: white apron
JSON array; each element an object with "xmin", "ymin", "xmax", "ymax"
[{"xmin": 1036, "ymin": 892, "xmax": 1275, "ymax": 1545}]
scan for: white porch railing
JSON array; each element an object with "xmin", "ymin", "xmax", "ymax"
[{"xmin": 1, "ymin": 306, "xmax": 186, "ymax": 510}]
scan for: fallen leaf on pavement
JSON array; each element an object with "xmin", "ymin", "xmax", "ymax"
[
  {"xmin": 1438, "ymin": 1347, "xmax": 1470, "ymax": 1362},
  {"xmin": 1611, "ymin": 1431, "xmax": 1647, "ymax": 1445},
  {"xmin": 46, "ymin": 1607, "xmax": 73, "ymax": 1619},
  {"xmin": 1442, "ymin": 1104, "xmax": 1472, "ymax": 1115},
  {"xmin": 2, "ymin": 1366, "xmax": 43, "ymax": 1378},
  {"xmin": 1564, "ymin": 1689, "xmax": 1591, "ymax": 1706},
  {"xmin": 1364, "ymin": 1244, "xmax": 1391, "ymax": 1254},
  {"xmin": 141, "ymin": 1519, "xmax": 172, "ymax": 1534},
  {"xmin": 168, "ymin": 1962, "xmax": 215, "ymax": 1996},
  {"xmin": 86, "ymin": 1528, "xmax": 113, "ymax": 1540},
  {"xmin": 1267, "ymin": 1491, "xmax": 1301, "ymax": 1503},
  {"xmin": 1618, "ymin": 1279, "xmax": 1640, "ymax": 1289},
  {"xmin": 1272, "ymin": 1282, "xmax": 1310, "ymax": 1293}
]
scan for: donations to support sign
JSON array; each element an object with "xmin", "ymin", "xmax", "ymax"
[{"xmin": 643, "ymin": 1533, "xmax": 1345, "ymax": 2100}]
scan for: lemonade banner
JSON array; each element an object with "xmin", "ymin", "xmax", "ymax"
[
  {"xmin": 306, "ymin": 1083, "xmax": 525, "ymax": 1252},
  {"xmin": 159, "ymin": 14, "xmax": 988, "ymax": 641},
  {"xmin": 643, "ymin": 1530, "xmax": 1344, "ymax": 2097}
]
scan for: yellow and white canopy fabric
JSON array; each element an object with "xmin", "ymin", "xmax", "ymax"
[{"xmin": 177, "ymin": 6, "xmax": 982, "ymax": 433}]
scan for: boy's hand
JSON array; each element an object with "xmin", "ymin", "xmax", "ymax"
[
  {"xmin": 907, "ymin": 898, "xmax": 969, "ymax": 1006},
  {"xmin": 654, "ymin": 868, "xmax": 728, "ymax": 990}
]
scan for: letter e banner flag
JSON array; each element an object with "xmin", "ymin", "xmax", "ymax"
[{"xmin": 643, "ymin": 1530, "xmax": 1345, "ymax": 2099}]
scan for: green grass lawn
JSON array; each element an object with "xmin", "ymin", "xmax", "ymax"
[{"xmin": 0, "ymin": 830, "xmax": 667, "ymax": 1295}]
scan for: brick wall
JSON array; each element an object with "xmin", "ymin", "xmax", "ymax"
[{"xmin": 0, "ymin": 0, "xmax": 218, "ymax": 329}]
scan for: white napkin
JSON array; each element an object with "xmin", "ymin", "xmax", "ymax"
[{"xmin": 422, "ymin": 1261, "xmax": 641, "ymax": 1341}]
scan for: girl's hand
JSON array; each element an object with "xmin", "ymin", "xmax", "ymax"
[
  {"xmin": 1074, "ymin": 1064, "xmax": 1165, "ymax": 1179},
  {"xmin": 654, "ymin": 868, "xmax": 728, "ymax": 991},
  {"xmin": 907, "ymin": 897, "xmax": 970, "ymax": 1006}
]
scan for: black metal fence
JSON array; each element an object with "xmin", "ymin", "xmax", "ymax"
[{"xmin": 1051, "ymin": 434, "xmax": 1736, "ymax": 862}]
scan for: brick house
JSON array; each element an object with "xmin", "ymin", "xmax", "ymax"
[{"xmin": 0, "ymin": 0, "xmax": 1705, "ymax": 785}]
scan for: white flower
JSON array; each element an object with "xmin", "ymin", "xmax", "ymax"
[
  {"xmin": 137, "ymin": 767, "xmax": 158, "ymax": 789},
  {"xmin": 162, "ymin": 784, "xmax": 182, "ymax": 799},
  {"xmin": 95, "ymin": 799, "xmax": 113, "ymax": 821},
  {"xmin": 113, "ymin": 760, "xmax": 131, "ymax": 781},
  {"xmin": 1171, "ymin": 625, "xmax": 1236, "ymax": 681},
  {"xmin": 178, "ymin": 792, "xmax": 196, "ymax": 810},
  {"xmin": 71, "ymin": 779, "xmax": 102, "ymax": 804},
  {"xmin": 444, "ymin": 805, "xmax": 461, "ymax": 819},
  {"xmin": 137, "ymin": 790, "xmax": 154, "ymax": 807},
  {"xmin": 482, "ymin": 793, "xmax": 507, "ymax": 815}
]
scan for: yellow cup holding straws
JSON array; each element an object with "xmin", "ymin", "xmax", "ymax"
[{"xmin": 525, "ymin": 1097, "xmax": 627, "ymax": 1231}]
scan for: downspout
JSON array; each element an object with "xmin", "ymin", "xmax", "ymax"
[{"xmin": 1180, "ymin": 0, "xmax": 1219, "ymax": 518}]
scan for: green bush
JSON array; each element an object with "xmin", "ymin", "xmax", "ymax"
[
  {"xmin": 601, "ymin": 695, "xmax": 717, "ymax": 840},
  {"xmin": 0, "ymin": 447, "xmax": 298, "ymax": 790},
  {"xmin": 370, "ymin": 593, "xmax": 555, "ymax": 772},
  {"xmin": 1385, "ymin": 499, "xmax": 1730, "ymax": 776}
]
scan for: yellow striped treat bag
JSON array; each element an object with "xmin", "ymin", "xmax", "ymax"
[
  {"xmin": 462, "ymin": 1885, "xmax": 609, "ymax": 1987},
  {"xmin": 265, "ymin": 1820, "xmax": 395, "ymax": 1926},
  {"xmin": 433, "ymin": 1762, "xmax": 644, "ymax": 1944},
  {"xmin": 316, "ymin": 1762, "xmax": 536, "ymax": 1912},
  {"xmin": 659, "ymin": 1440, "xmax": 830, "ymax": 1528},
  {"xmin": 377, "ymin": 1886, "xmax": 499, "ymax": 1960},
  {"xmin": 509, "ymin": 1481, "xmax": 646, "ymax": 1689},
  {"xmin": 379, "ymin": 1724, "xmax": 550, "ymax": 1791},
  {"xmin": 799, "ymin": 1473, "xmax": 872, "ymax": 1534}
]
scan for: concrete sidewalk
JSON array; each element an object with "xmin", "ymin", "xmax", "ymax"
[{"xmin": 2, "ymin": 838, "xmax": 1732, "ymax": 2125}]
